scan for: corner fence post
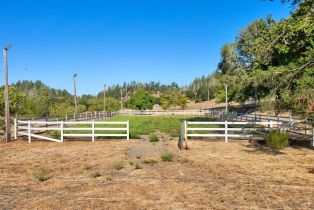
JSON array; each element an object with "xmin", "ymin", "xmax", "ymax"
[
  {"xmin": 28, "ymin": 121, "xmax": 31, "ymax": 143},
  {"xmin": 60, "ymin": 121, "xmax": 64, "ymax": 142},
  {"xmin": 126, "ymin": 121, "xmax": 130, "ymax": 140},
  {"xmin": 92, "ymin": 120, "xmax": 95, "ymax": 142},
  {"xmin": 14, "ymin": 118, "xmax": 17, "ymax": 140},
  {"xmin": 225, "ymin": 120, "xmax": 228, "ymax": 143}
]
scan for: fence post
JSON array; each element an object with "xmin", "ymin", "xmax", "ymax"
[
  {"xmin": 14, "ymin": 118, "xmax": 17, "ymax": 140},
  {"xmin": 270, "ymin": 120, "xmax": 273, "ymax": 131},
  {"xmin": 225, "ymin": 120, "xmax": 228, "ymax": 143},
  {"xmin": 28, "ymin": 121, "xmax": 31, "ymax": 143},
  {"xmin": 61, "ymin": 121, "xmax": 64, "ymax": 142},
  {"xmin": 74, "ymin": 113, "xmax": 76, "ymax": 122},
  {"xmin": 127, "ymin": 121, "xmax": 130, "ymax": 140},
  {"xmin": 184, "ymin": 120, "xmax": 187, "ymax": 141},
  {"xmin": 312, "ymin": 127, "xmax": 314, "ymax": 147},
  {"xmin": 92, "ymin": 120, "xmax": 95, "ymax": 142},
  {"xmin": 305, "ymin": 124, "xmax": 307, "ymax": 135}
]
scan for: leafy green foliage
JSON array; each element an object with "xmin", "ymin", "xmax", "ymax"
[
  {"xmin": 212, "ymin": 0, "xmax": 314, "ymax": 122},
  {"xmin": 129, "ymin": 89, "xmax": 154, "ymax": 110},
  {"xmin": 160, "ymin": 91, "xmax": 188, "ymax": 109},
  {"xmin": 266, "ymin": 130, "xmax": 289, "ymax": 150}
]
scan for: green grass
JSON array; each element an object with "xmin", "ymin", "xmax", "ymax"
[
  {"xmin": 149, "ymin": 133, "xmax": 159, "ymax": 142},
  {"xmin": 50, "ymin": 115, "xmax": 218, "ymax": 139},
  {"xmin": 161, "ymin": 151, "xmax": 174, "ymax": 162}
]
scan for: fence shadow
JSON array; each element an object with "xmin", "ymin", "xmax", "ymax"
[
  {"xmin": 288, "ymin": 138, "xmax": 313, "ymax": 149},
  {"xmin": 242, "ymin": 141, "xmax": 286, "ymax": 155}
]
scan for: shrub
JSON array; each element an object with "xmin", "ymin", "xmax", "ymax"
[
  {"xmin": 34, "ymin": 168, "xmax": 49, "ymax": 182},
  {"xmin": 149, "ymin": 133, "xmax": 159, "ymax": 142},
  {"xmin": 135, "ymin": 163, "xmax": 143, "ymax": 170},
  {"xmin": 113, "ymin": 162, "xmax": 124, "ymax": 170},
  {"xmin": 266, "ymin": 130, "xmax": 289, "ymax": 150},
  {"xmin": 161, "ymin": 152, "xmax": 174, "ymax": 162},
  {"xmin": 90, "ymin": 171, "xmax": 102, "ymax": 178}
]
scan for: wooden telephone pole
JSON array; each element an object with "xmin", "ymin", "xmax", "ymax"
[
  {"xmin": 3, "ymin": 45, "xmax": 12, "ymax": 142},
  {"xmin": 120, "ymin": 89, "xmax": 123, "ymax": 110},
  {"xmin": 103, "ymin": 84, "xmax": 106, "ymax": 111},
  {"xmin": 73, "ymin": 73, "xmax": 78, "ymax": 114}
]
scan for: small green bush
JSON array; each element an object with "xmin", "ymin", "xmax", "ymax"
[
  {"xmin": 149, "ymin": 133, "xmax": 159, "ymax": 142},
  {"xmin": 266, "ymin": 130, "xmax": 289, "ymax": 150},
  {"xmin": 113, "ymin": 162, "xmax": 124, "ymax": 170},
  {"xmin": 161, "ymin": 152, "xmax": 174, "ymax": 162},
  {"xmin": 34, "ymin": 168, "xmax": 49, "ymax": 182}
]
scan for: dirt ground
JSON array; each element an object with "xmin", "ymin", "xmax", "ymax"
[{"xmin": 0, "ymin": 136, "xmax": 313, "ymax": 210}]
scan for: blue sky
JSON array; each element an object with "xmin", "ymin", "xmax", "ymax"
[{"xmin": 0, "ymin": 0, "xmax": 290, "ymax": 95}]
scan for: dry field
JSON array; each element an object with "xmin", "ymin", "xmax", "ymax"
[{"xmin": 0, "ymin": 137, "xmax": 313, "ymax": 209}]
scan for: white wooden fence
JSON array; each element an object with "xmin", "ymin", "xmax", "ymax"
[
  {"xmin": 182, "ymin": 120, "xmax": 282, "ymax": 143},
  {"xmin": 15, "ymin": 119, "xmax": 129, "ymax": 143},
  {"xmin": 112, "ymin": 109, "xmax": 215, "ymax": 116}
]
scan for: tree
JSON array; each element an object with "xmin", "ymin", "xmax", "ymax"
[
  {"xmin": 160, "ymin": 92, "xmax": 188, "ymax": 109},
  {"xmin": 0, "ymin": 86, "xmax": 27, "ymax": 117},
  {"xmin": 128, "ymin": 89, "xmax": 154, "ymax": 110},
  {"xmin": 105, "ymin": 97, "xmax": 120, "ymax": 111}
]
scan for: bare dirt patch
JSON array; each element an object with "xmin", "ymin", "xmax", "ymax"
[{"xmin": 0, "ymin": 138, "xmax": 313, "ymax": 209}]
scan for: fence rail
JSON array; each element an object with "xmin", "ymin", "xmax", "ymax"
[
  {"xmin": 182, "ymin": 120, "xmax": 282, "ymax": 143},
  {"xmin": 15, "ymin": 119, "xmax": 129, "ymax": 143}
]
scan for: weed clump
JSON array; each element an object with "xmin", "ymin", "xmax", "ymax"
[
  {"xmin": 266, "ymin": 130, "xmax": 289, "ymax": 150},
  {"xmin": 90, "ymin": 171, "xmax": 102, "ymax": 178},
  {"xmin": 83, "ymin": 164, "xmax": 92, "ymax": 170},
  {"xmin": 143, "ymin": 159, "xmax": 158, "ymax": 164},
  {"xmin": 113, "ymin": 162, "xmax": 124, "ymax": 170},
  {"xmin": 135, "ymin": 162, "xmax": 143, "ymax": 170},
  {"xmin": 149, "ymin": 133, "xmax": 159, "ymax": 142},
  {"xmin": 34, "ymin": 168, "xmax": 49, "ymax": 182},
  {"xmin": 161, "ymin": 152, "xmax": 174, "ymax": 162}
]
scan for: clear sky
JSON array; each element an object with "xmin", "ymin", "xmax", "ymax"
[{"xmin": 0, "ymin": 0, "xmax": 291, "ymax": 95}]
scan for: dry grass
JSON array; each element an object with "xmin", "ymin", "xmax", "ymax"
[{"xmin": 0, "ymin": 138, "xmax": 313, "ymax": 209}]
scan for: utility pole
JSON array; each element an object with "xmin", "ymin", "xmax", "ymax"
[
  {"xmin": 3, "ymin": 45, "xmax": 11, "ymax": 142},
  {"xmin": 254, "ymin": 88, "xmax": 258, "ymax": 122},
  {"xmin": 73, "ymin": 73, "xmax": 77, "ymax": 114},
  {"xmin": 224, "ymin": 84, "xmax": 228, "ymax": 113},
  {"xmin": 120, "ymin": 89, "xmax": 123, "ymax": 110},
  {"xmin": 103, "ymin": 84, "xmax": 106, "ymax": 111},
  {"xmin": 207, "ymin": 89, "xmax": 210, "ymax": 101}
]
